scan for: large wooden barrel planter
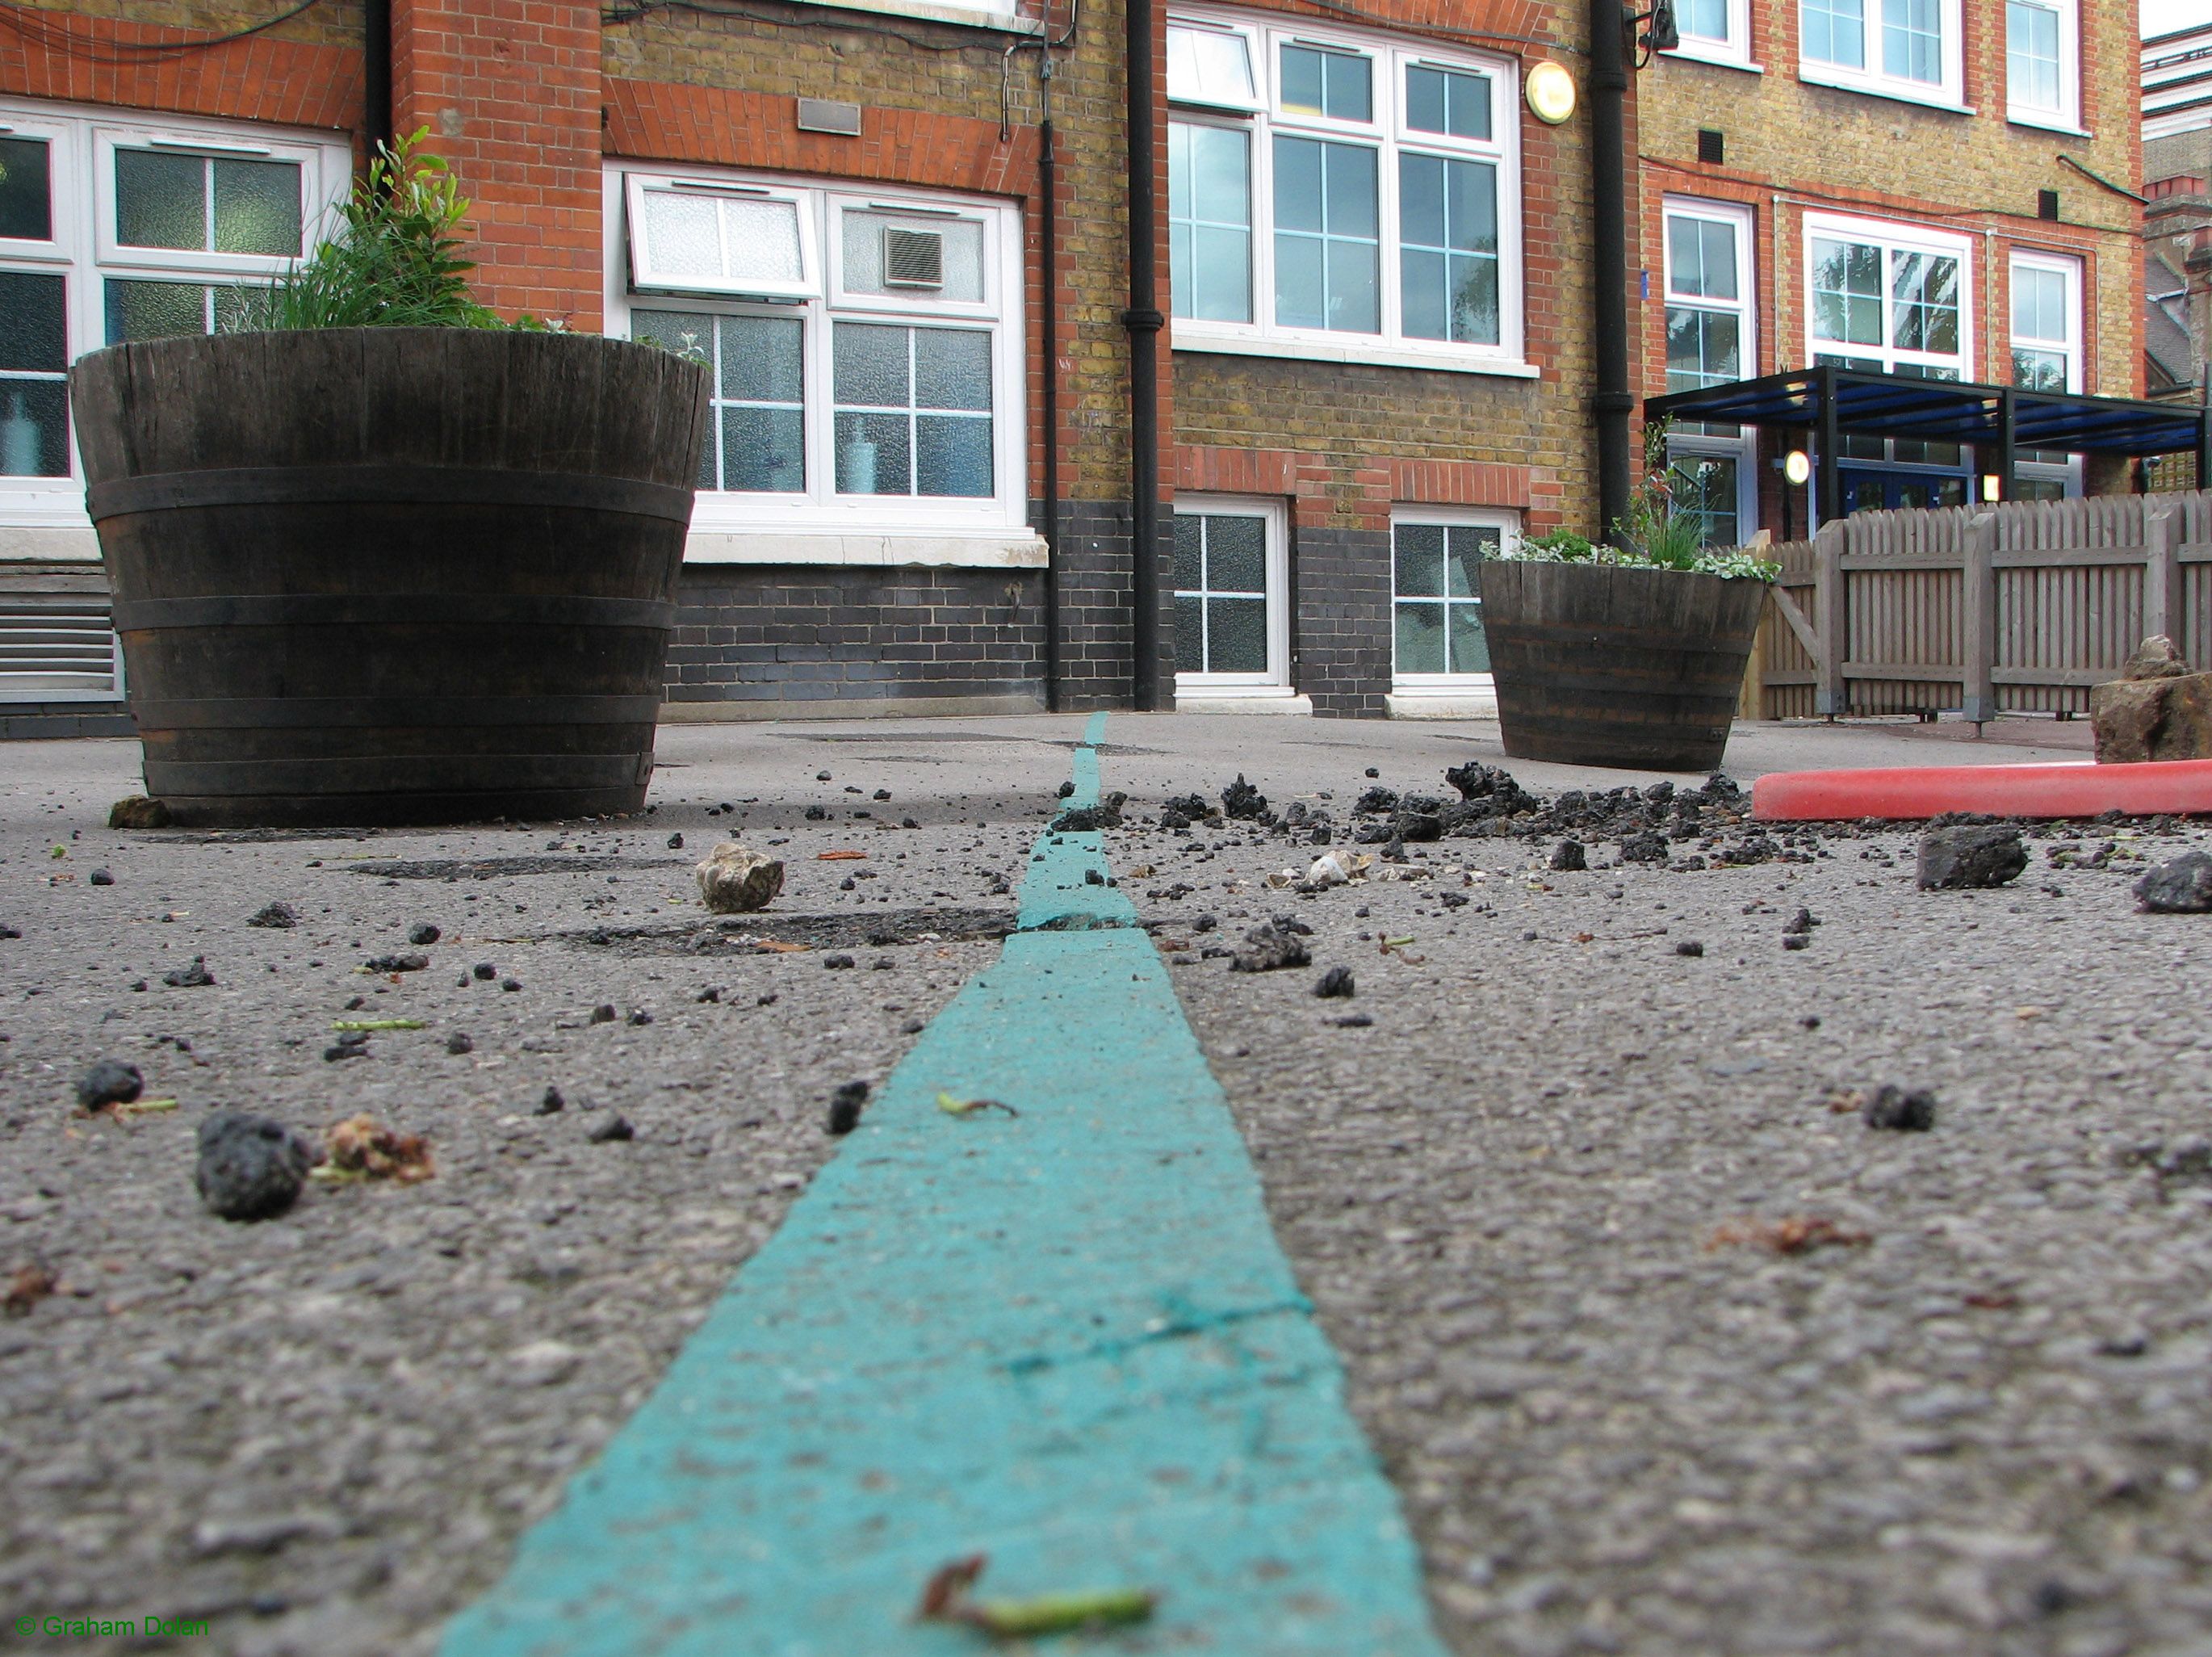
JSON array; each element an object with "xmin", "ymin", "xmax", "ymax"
[
  {"xmin": 69, "ymin": 329, "xmax": 709, "ymax": 827},
  {"xmin": 1479, "ymin": 559, "xmax": 1767, "ymax": 773}
]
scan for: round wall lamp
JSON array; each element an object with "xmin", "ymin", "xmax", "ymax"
[
  {"xmin": 1783, "ymin": 450, "xmax": 1812, "ymax": 486},
  {"xmin": 1527, "ymin": 61, "xmax": 1577, "ymax": 125}
]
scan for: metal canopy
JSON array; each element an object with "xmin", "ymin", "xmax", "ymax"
[{"xmin": 1644, "ymin": 363, "xmax": 2211, "ymax": 522}]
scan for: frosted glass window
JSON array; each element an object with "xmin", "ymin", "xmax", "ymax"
[
  {"xmin": 832, "ymin": 323, "xmax": 991, "ymax": 498},
  {"xmin": 0, "ymin": 270, "xmax": 67, "ymax": 476},
  {"xmin": 0, "ymin": 136, "xmax": 53, "ymax": 241},
  {"xmin": 115, "ymin": 150, "xmax": 300, "ymax": 256},
  {"xmin": 1170, "ymin": 122, "xmax": 1252, "ymax": 323},
  {"xmin": 104, "ymin": 278, "xmax": 254, "ymax": 343},
  {"xmin": 841, "ymin": 210, "xmax": 985, "ymax": 302},
  {"xmin": 1167, "ymin": 25, "xmax": 1256, "ymax": 107},
  {"xmin": 636, "ymin": 189, "xmax": 804, "ymax": 293},
  {"xmin": 1174, "ymin": 512, "xmax": 1271, "ymax": 676},
  {"xmin": 1393, "ymin": 522, "xmax": 1497, "ymax": 678},
  {"xmin": 632, "ymin": 308, "xmax": 806, "ymax": 494}
]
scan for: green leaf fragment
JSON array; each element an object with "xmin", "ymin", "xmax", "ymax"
[
  {"xmin": 936, "ymin": 1092, "xmax": 1018, "ymax": 1118},
  {"xmin": 971, "ymin": 1588, "xmax": 1158, "ymax": 1636}
]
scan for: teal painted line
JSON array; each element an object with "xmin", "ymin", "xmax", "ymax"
[{"xmin": 438, "ymin": 717, "xmax": 1448, "ymax": 1657}]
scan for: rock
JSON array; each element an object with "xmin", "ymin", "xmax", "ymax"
[
  {"xmin": 2126, "ymin": 635, "xmax": 2190, "ymax": 679},
  {"xmin": 1783, "ymin": 907, "xmax": 1818, "ymax": 935},
  {"xmin": 161, "ymin": 956, "xmax": 215, "ymax": 988},
  {"xmin": 2089, "ymin": 668, "xmax": 2212, "ymax": 763},
  {"xmin": 1051, "ymin": 792, "xmax": 1128, "ymax": 833},
  {"xmin": 195, "ymin": 1110, "xmax": 316, "ymax": 1221},
  {"xmin": 1864, "ymin": 1084, "xmax": 1938, "ymax": 1131},
  {"xmin": 1231, "ymin": 919, "xmax": 1310, "ymax": 974},
  {"xmin": 1674, "ymin": 941, "xmax": 1704, "ymax": 957},
  {"xmin": 107, "ymin": 796, "xmax": 170, "ymax": 829},
  {"xmin": 445, "ymin": 1032, "xmax": 474, "ymax": 1055},
  {"xmin": 535, "ymin": 1086, "xmax": 565, "ymax": 1115},
  {"xmin": 1221, "ymin": 774, "xmax": 1268, "ymax": 820},
  {"xmin": 246, "ymin": 901, "xmax": 299, "ymax": 929},
  {"xmin": 508, "ymin": 1339, "xmax": 580, "ymax": 1386},
  {"xmin": 407, "ymin": 923, "xmax": 441, "ymax": 946},
  {"xmin": 2136, "ymin": 850, "xmax": 2212, "ymax": 912},
  {"xmin": 324, "ymin": 1032, "xmax": 370, "ymax": 1063},
  {"xmin": 1393, "ymin": 810, "xmax": 1443, "ymax": 843},
  {"xmin": 76, "ymin": 1059, "xmax": 143, "ymax": 1110},
  {"xmin": 827, "ymin": 1080, "xmax": 869, "ymax": 1135},
  {"xmin": 1550, "ymin": 838, "xmax": 1587, "ymax": 872},
  {"xmin": 1917, "ymin": 824, "xmax": 2026, "ymax": 889},
  {"xmin": 1783, "ymin": 933, "xmax": 1810, "ymax": 950},
  {"xmin": 1313, "ymin": 965, "xmax": 1355, "ymax": 999},
  {"xmin": 364, "ymin": 952, "xmax": 429, "ymax": 974},
  {"xmin": 473, "ymin": 962, "xmax": 498, "ymax": 981},
  {"xmin": 1621, "ymin": 831, "xmax": 1668, "ymax": 864},
  {"xmin": 87, "ymin": 868, "xmax": 113, "ymax": 886},
  {"xmin": 501, "ymin": 976, "xmax": 523, "ymax": 992},
  {"xmin": 626, "ymin": 1008, "xmax": 653, "ymax": 1026},
  {"xmin": 587, "ymin": 1114, "xmax": 635, "ymax": 1143},
  {"xmin": 695, "ymin": 842, "xmax": 785, "ymax": 914},
  {"xmin": 666, "ymin": 832, "xmax": 685, "ymax": 849},
  {"xmin": 823, "ymin": 952, "xmax": 856, "ymax": 969},
  {"xmin": 590, "ymin": 1004, "xmax": 617, "ymax": 1024}
]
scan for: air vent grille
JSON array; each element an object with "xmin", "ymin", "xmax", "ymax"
[
  {"xmin": 0, "ymin": 598, "xmax": 122, "ymax": 700},
  {"xmin": 1696, "ymin": 128, "xmax": 1724, "ymax": 166},
  {"xmin": 883, "ymin": 227, "xmax": 945, "ymax": 289}
]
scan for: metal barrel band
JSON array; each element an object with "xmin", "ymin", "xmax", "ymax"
[
  {"xmin": 128, "ymin": 694, "xmax": 668, "ymax": 732},
  {"xmin": 142, "ymin": 753, "xmax": 651, "ymax": 794},
  {"xmin": 86, "ymin": 465, "xmax": 698, "ymax": 525},
  {"xmin": 111, "ymin": 594, "xmax": 678, "ymax": 632}
]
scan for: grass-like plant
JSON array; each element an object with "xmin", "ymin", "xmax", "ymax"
[{"xmin": 240, "ymin": 129, "xmax": 517, "ymax": 331}]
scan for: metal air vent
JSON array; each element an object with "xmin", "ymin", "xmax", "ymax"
[
  {"xmin": 882, "ymin": 226, "xmax": 945, "ymax": 290},
  {"xmin": 0, "ymin": 597, "xmax": 122, "ymax": 700}
]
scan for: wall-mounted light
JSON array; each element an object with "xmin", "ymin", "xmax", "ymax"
[
  {"xmin": 1783, "ymin": 450, "xmax": 1812, "ymax": 486},
  {"xmin": 1627, "ymin": 0, "xmax": 1679, "ymax": 59},
  {"xmin": 1527, "ymin": 61, "xmax": 1577, "ymax": 124},
  {"xmin": 1981, "ymin": 474, "xmax": 2002, "ymax": 501}
]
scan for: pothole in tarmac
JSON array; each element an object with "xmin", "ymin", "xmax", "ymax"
[
  {"xmin": 551, "ymin": 904, "xmax": 1019, "ymax": 955},
  {"xmin": 347, "ymin": 855, "xmax": 694, "ymax": 880}
]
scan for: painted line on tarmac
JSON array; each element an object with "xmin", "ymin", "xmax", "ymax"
[{"xmin": 438, "ymin": 711, "xmax": 1447, "ymax": 1657}]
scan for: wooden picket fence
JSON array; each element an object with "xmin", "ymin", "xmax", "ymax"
[{"xmin": 1749, "ymin": 492, "xmax": 2212, "ymax": 720}]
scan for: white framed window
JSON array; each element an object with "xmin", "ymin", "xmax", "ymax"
[
  {"xmin": 2005, "ymin": 0, "xmax": 2079, "ymax": 132},
  {"xmin": 1166, "ymin": 7, "xmax": 1527, "ymax": 376},
  {"xmin": 1662, "ymin": 199, "xmax": 1757, "ymax": 547},
  {"xmin": 2009, "ymin": 249, "xmax": 2081, "ymax": 499},
  {"xmin": 609, "ymin": 167, "xmax": 1025, "ymax": 538},
  {"xmin": 0, "ymin": 100, "xmax": 348, "ymax": 528},
  {"xmin": 1798, "ymin": 0, "xmax": 1964, "ymax": 109},
  {"xmin": 1804, "ymin": 212, "xmax": 1971, "ymax": 380},
  {"xmin": 1172, "ymin": 495, "xmax": 1289, "ymax": 693},
  {"xmin": 1390, "ymin": 508, "xmax": 1514, "ymax": 688},
  {"xmin": 1666, "ymin": 0, "xmax": 1754, "ymax": 69}
]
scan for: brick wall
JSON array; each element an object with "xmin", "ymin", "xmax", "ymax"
[{"xmin": 665, "ymin": 566, "xmax": 1047, "ymax": 717}]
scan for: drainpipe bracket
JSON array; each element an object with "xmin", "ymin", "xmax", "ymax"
[{"xmin": 1121, "ymin": 308, "xmax": 1167, "ymax": 333}]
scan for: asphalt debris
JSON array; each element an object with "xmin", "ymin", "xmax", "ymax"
[
  {"xmin": 2135, "ymin": 850, "xmax": 2212, "ymax": 913},
  {"xmin": 76, "ymin": 1059, "xmax": 144, "ymax": 1111},
  {"xmin": 246, "ymin": 901, "xmax": 299, "ymax": 929},
  {"xmin": 1231, "ymin": 917, "xmax": 1313, "ymax": 974},
  {"xmin": 1863, "ymin": 1084, "xmax": 1938, "ymax": 1131},
  {"xmin": 408, "ymin": 923, "xmax": 442, "ymax": 946},
  {"xmin": 827, "ymin": 1080, "xmax": 869, "ymax": 1135},
  {"xmin": 1917, "ymin": 824, "xmax": 2027, "ymax": 890},
  {"xmin": 161, "ymin": 956, "xmax": 215, "ymax": 988},
  {"xmin": 195, "ymin": 1110, "xmax": 316, "ymax": 1221},
  {"xmin": 1313, "ymin": 965, "xmax": 1356, "ymax": 999}
]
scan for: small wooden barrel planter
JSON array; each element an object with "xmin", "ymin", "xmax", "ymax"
[
  {"xmin": 69, "ymin": 329, "xmax": 709, "ymax": 827},
  {"xmin": 1478, "ymin": 559, "xmax": 1767, "ymax": 773}
]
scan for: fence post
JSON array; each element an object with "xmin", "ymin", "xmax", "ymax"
[
  {"xmin": 2144, "ymin": 506, "xmax": 2179, "ymax": 646},
  {"xmin": 1814, "ymin": 520, "xmax": 1845, "ymax": 717},
  {"xmin": 1961, "ymin": 511, "xmax": 1996, "ymax": 728}
]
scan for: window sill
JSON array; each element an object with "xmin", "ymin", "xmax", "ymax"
[
  {"xmin": 1662, "ymin": 44, "xmax": 1763, "ymax": 73},
  {"xmin": 1795, "ymin": 64, "xmax": 1972, "ymax": 115},
  {"xmin": 1172, "ymin": 682, "xmax": 1312, "ymax": 713},
  {"xmin": 783, "ymin": 0, "xmax": 1044, "ymax": 31},
  {"xmin": 2007, "ymin": 111, "xmax": 2090, "ymax": 137},
  {"xmin": 1171, "ymin": 327, "xmax": 1540, "ymax": 378},
  {"xmin": 683, "ymin": 527, "xmax": 1048, "ymax": 568},
  {"xmin": 1386, "ymin": 686, "xmax": 1497, "ymax": 719},
  {"xmin": 0, "ymin": 523, "xmax": 101, "ymax": 562}
]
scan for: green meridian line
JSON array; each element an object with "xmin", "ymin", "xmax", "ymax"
[{"xmin": 437, "ymin": 712, "xmax": 1449, "ymax": 1657}]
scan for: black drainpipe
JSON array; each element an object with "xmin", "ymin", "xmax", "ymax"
[
  {"xmin": 363, "ymin": 0, "xmax": 393, "ymax": 156},
  {"xmin": 1040, "ymin": 99, "xmax": 1062, "ymax": 710},
  {"xmin": 1589, "ymin": 0, "xmax": 1632, "ymax": 546},
  {"xmin": 1124, "ymin": 0, "xmax": 1164, "ymax": 709}
]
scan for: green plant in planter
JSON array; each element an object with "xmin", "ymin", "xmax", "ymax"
[
  {"xmin": 1499, "ymin": 419, "xmax": 1779, "ymax": 582},
  {"xmin": 239, "ymin": 128, "xmax": 548, "ymax": 331}
]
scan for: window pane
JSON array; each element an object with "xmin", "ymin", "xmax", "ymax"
[
  {"xmin": 1400, "ymin": 153, "xmax": 1444, "ymax": 249},
  {"xmin": 1281, "ymin": 45, "xmax": 1369, "ymax": 120},
  {"xmin": 1175, "ymin": 593, "xmax": 1206, "ymax": 671},
  {"xmin": 1881, "ymin": 0, "xmax": 1942, "ymax": 84},
  {"xmin": 843, "ymin": 210, "xmax": 985, "ymax": 303},
  {"xmin": 1192, "ymin": 225, "xmax": 1254, "ymax": 325},
  {"xmin": 1447, "ymin": 525, "xmax": 1497, "ymax": 594},
  {"xmin": 1209, "ymin": 596, "xmax": 1268, "ymax": 673},
  {"xmin": 1167, "ymin": 24, "xmax": 1256, "ymax": 106},
  {"xmin": 833, "ymin": 322, "xmax": 911, "ymax": 408},
  {"xmin": 1393, "ymin": 523, "xmax": 1445, "ymax": 596},
  {"xmin": 1396, "ymin": 602, "xmax": 1444, "ymax": 673},
  {"xmin": 1172, "ymin": 514, "xmax": 1204, "ymax": 590},
  {"xmin": 1669, "ymin": 453, "xmax": 1739, "ymax": 547},
  {"xmin": 212, "ymin": 157, "xmax": 300, "ymax": 255},
  {"xmin": 723, "ymin": 405, "xmax": 805, "ymax": 493},
  {"xmin": 2013, "ymin": 266, "xmax": 2066, "ymax": 344},
  {"xmin": 1448, "ymin": 600, "xmax": 1489, "ymax": 673},
  {"xmin": 0, "ymin": 271, "xmax": 66, "ymax": 373},
  {"xmin": 1280, "ymin": 45, "xmax": 1326, "ymax": 114},
  {"xmin": 0, "ymin": 377, "xmax": 68, "ymax": 477},
  {"xmin": 1169, "ymin": 123, "xmax": 1252, "ymax": 324},
  {"xmin": 1892, "ymin": 251, "xmax": 1958, "ymax": 354},
  {"xmin": 1406, "ymin": 65, "xmax": 1492, "ymax": 140},
  {"xmin": 1812, "ymin": 238, "xmax": 1882, "ymax": 346},
  {"xmin": 1401, "ymin": 250, "xmax": 1447, "ymax": 341},
  {"xmin": 1276, "ymin": 232, "xmax": 1326, "ymax": 329},
  {"xmin": 835, "ymin": 410, "xmax": 911, "ymax": 494},
  {"xmin": 723, "ymin": 315, "xmax": 804, "ymax": 405},
  {"xmin": 1686, "ymin": 219, "xmax": 1737, "ymax": 299},
  {"xmin": 1802, "ymin": 0, "xmax": 1866, "ymax": 67},
  {"xmin": 914, "ymin": 329, "xmax": 992, "ymax": 412},
  {"xmin": 2008, "ymin": 0, "xmax": 2061, "ymax": 109},
  {"xmin": 640, "ymin": 192, "xmax": 723, "ymax": 279},
  {"xmin": 0, "ymin": 136, "xmax": 53, "ymax": 241},
  {"xmin": 105, "ymin": 279, "xmax": 209, "ymax": 342},
  {"xmin": 2013, "ymin": 346, "xmax": 2066, "ymax": 390},
  {"xmin": 1681, "ymin": 0, "xmax": 1731, "ymax": 40},
  {"xmin": 1666, "ymin": 308, "xmax": 1739, "ymax": 389},
  {"xmin": 1274, "ymin": 135, "xmax": 1324, "ymax": 233},
  {"xmin": 1325, "ymin": 142, "xmax": 1379, "ymax": 237},
  {"xmin": 115, "ymin": 150, "xmax": 206, "ymax": 250},
  {"xmin": 723, "ymin": 197, "xmax": 803, "ymax": 285},
  {"xmin": 1207, "ymin": 514, "xmax": 1267, "ymax": 593},
  {"xmin": 915, "ymin": 414, "xmax": 993, "ymax": 497},
  {"xmin": 1401, "ymin": 156, "xmax": 1496, "ymax": 343}
]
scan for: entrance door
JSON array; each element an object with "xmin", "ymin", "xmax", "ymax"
[{"xmin": 1173, "ymin": 498, "xmax": 1288, "ymax": 695}]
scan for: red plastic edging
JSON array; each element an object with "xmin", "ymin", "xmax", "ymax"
[{"xmin": 1752, "ymin": 757, "xmax": 2212, "ymax": 822}]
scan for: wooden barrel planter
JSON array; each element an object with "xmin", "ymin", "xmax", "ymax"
[
  {"xmin": 69, "ymin": 329, "xmax": 710, "ymax": 827},
  {"xmin": 1478, "ymin": 559, "xmax": 1767, "ymax": 773}
]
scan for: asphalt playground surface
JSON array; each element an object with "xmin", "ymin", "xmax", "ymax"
[{"xmin": 6, "ymin": 709, "xmax": 2212, "ymax": 1657}]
